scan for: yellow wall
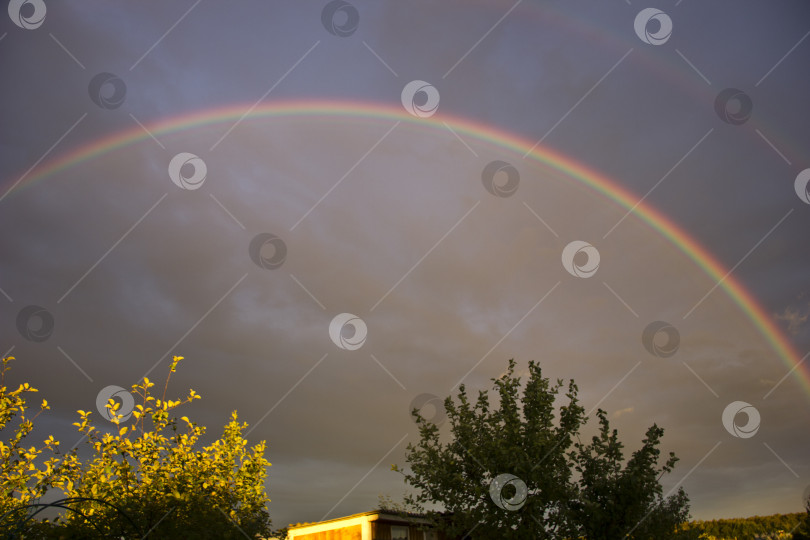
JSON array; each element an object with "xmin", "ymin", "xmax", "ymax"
[{"xmin": 294, "ymin": 524, "xmax": 362, "ymax": 540}]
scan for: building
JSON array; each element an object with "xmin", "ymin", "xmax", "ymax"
[{"xmin": 287, "ymin": 510, "xmax": 458, "ymax": 540}]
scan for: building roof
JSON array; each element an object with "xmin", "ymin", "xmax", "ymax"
[{"xmin": 288, "ymin": 509, "xmax": 434, "ymax": 530}]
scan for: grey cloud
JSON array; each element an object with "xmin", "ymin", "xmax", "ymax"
[{"xmin": 2, "ymin": 0, "xmax": 810, "ymax": 528}]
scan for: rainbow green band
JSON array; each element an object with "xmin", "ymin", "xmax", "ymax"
[{"xmin": 5, "ymin": 99, "xmax": 807, "ymax": 396}]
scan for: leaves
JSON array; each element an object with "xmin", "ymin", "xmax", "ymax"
[
  {"xmin": 0, "ymin": 354, "xmax": 272, "ymax": 539},
  {"xmin": 399, "ymin": 358, "xmax": 690, "ymax": 539}
]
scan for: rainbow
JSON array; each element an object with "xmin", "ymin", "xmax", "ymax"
[{"xmin": 3, "ymin": 99, "xmax": 807, "ymax": 395}]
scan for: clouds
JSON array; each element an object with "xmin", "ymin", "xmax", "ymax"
[
  {"xmin": 776, "ymin": 303, "xmax": 810, "ymax": 336},
  {"xmin": 2, "ymin": 0, "xmax": 810, "ymax": 527}
]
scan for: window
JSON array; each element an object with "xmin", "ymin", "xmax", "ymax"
[{"xmin": 391, "ymin": 525, "xmax": 409, "ymax": 540}]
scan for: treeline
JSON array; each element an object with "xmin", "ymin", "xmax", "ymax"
[{"xmin": 681, "ymin": 512, "xmax": 804, "ymax": 539}]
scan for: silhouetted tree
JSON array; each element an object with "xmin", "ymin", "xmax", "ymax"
[{"xmin": 396, "ymin": 359, "xmax": 690, "ymax": 539}]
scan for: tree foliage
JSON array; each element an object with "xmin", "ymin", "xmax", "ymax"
[
  {"xmin": 0, "ymin": 357, "xmax": 58, "ymax": 523},
  {"xmin": 396, "ymin": 359, "xmax": 691, "ymax": 539},
  {"xmin": 792, "ymin": 497, "xmax": 810, "ymax": 540},
  {"xmin": 682, "ymin": 511, "xmax": 805, "ymax": 539},
  {"xmin": 0, "ymin": 355, "xmax": 272, "ymax": 539}
]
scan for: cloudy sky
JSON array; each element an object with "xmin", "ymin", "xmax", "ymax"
[{"xmin": 2, "ymin": 0, "xmax": 810, "ymax": 529}]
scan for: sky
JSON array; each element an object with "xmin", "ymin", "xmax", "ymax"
[{"xmin": 1, "ymin": 0, "xmax": 810, "ymax": 530}]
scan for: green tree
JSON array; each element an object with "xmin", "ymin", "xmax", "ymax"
[
  {"xmin": 0, "ymin": 355, "xmax": 272, "ymax": 539},
  {"xmin": 396, "ymin": 359, "xmax": 690, "ymax": 539},
  {"xmin": 570, "ymin": 410, "xmax": 691, "ymax": 539},
  {"xmin": 793, "ymin": 500, "xmax": 810, "ymax": 540}
]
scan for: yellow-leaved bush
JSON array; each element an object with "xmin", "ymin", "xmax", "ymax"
[{"xmin": 0, "ymin": 355, "xmax": 272, "ymax": 539}]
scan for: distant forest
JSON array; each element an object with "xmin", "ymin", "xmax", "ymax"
[{"xmin": 682, "ymin": 512, "xmax": 804, "ymax": 539}]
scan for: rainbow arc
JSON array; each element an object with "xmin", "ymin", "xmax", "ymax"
[{"xmin": 4, "ymin": 99, "xmax": 806, "ymax": 396}]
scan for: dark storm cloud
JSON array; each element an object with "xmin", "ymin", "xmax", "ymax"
[{"xmin": 2, "ymin": 0, "xmax": 809, "ymax": 528}]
